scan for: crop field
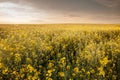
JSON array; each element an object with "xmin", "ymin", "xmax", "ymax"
[{"xmin": 0, "ymin": 24, "xmax": 120, "ymax": 80}]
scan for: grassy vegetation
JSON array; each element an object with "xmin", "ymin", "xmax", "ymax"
[{"xmin": 0, "ymin": 24, "xmax": 120, "ymax": 80}]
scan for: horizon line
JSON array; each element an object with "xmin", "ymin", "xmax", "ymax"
[{"xmin": 0, "ymin": 23, "xmax": 120, "ymax": 25}]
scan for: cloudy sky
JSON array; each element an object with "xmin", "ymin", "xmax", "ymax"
[{"xmin": 0, "ymin": 0, "xmax": 120, "ymax": 24}]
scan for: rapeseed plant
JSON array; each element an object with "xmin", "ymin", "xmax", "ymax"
[{"xmin": 0, "ymin": 24, "xmax": 120, "ymax": 80}]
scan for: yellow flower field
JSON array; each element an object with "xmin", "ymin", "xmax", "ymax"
[{"xmin": 0, "ymin": 24, "xmax": 120, "ymax": 80}]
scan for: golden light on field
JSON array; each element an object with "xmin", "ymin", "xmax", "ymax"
[{"xmin": 0, "ymin": 24, "xmax": 120, "ymax": 79}]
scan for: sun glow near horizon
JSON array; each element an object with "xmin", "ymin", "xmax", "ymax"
[{"xmin": 0, "ymin": 2, "xmax": 51, "ymax": 24}]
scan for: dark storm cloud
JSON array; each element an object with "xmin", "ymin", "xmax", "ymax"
[
  {"xmin": 0, "ymin": 0, "xmax": 120, "ymax": 23},
  {"xmin": 0, "ymin": 0, "xmax": 120, "ymax": 12},
  {"xmin": 94, "ymin": 0, "xmax": 120, "ymax": 7},
  {"xmin": 19, "ymin": 0, "xmax": 109, "ymax": 14}
]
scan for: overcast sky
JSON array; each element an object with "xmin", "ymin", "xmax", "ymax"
[{"xmin": 0, "ymin": 0, "xmax": 120, "ymax": 24}]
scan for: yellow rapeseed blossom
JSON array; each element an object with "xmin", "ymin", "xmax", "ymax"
[
  {"xmin": 66, "ymin": 65, "xmax": 70, "ymax": 70},
  {"xmin": 59, "ymin": 57, "xmax": 66, "ymax": 67},
  {"xmin": 86, "ymin": 71, "xmax": 90, "ymax": 75},
  {"xmin": 26, "ymin": 58, "xmax": 32, "ymax": 64},
  {"xmin": 73, "ymin": 67, "xmax": 79, "ymax": 73},
  {"xmin": 27, "ymin": 64, "xmax": 35, "ymax": 73},
  {"xmin": 48, "ymin": 69, "xmax": 53, "ymax": 74},
  {"xmin": 81, "ymin": 68, "xmax": 85, "ymax": 72},
  {"xmin": 48, "ymin": 62, "xmax": 54, "ymax": 68},
  {"xmin": 98, "ymin": 67, "xmax": 105, "ymax": 77},
  {"xmin": 60, "ymin": 57, "xmax": 66, "ymax": 64},
  {"xmin": 46, "ymin": 77, "xmax": 53, "ymax": 80},
  {"xmin": 72, "ymin": 73, "xmax": 76, "ymax": 77},
  {"xmin": 58, "ymin": 72, "xmax": 65, "ymax": 77},
  {"xmin": 14, "ymin": 53, "xmax": 21, "ymax": 62},
  {"xmin": 2, "ymin": 68, "xmax": 8, "ymax": 74},
  {"xmin": 100, "ymin": 57, "xmax": 109, "ymax": 66},
  {"xmin": 90, "ymin": 69, "xmax": 95, "ymax": 73},
  {"xmin": 46, "ymin": 69, "xmax": 53, "ymax": 77},
  {"xmin": 69, "ymin": 78, "xmax": 73, "ymax": 80}
]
